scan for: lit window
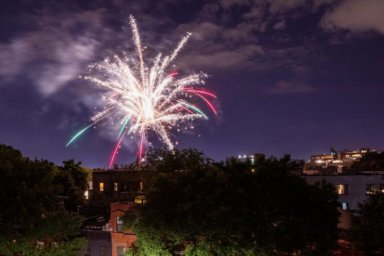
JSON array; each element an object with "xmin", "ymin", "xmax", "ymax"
[
  {"xmin": 99, "ymin": 182, "xmax": 104, "ymax": 192},
  {"xmin": 366, "ymin": 184, "xmax": 384, "ymax": 195},
  {"xmin": 341, "ymin": 202, "xmax": 348, "ymax": 210},
  {"xmin": 335, "ymin": 184, "xmax": 348, "ymax": 195},
  {"xmin": 116, "ymin": 216, "xmax": 124, "ymax": 232},
  {"xmin": 113, "ymin": 182, "xmax": 118, "ymax": 192},
  {"xmin": 88, "ymin": 181, "xmax": 93, "ymax": 190},
  {"xmin": 134, "ymin": 194, "xmax": 146, "ymax": 204}
]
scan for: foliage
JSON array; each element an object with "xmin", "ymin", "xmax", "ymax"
[
  {"xmin": 0, "ymin": 144, "xmax": 87, "ymax": 255},
  {"xmin": 0, "ymin": 238, "xmax": 85, "ymax": 256},
  {"xmin": 0, "ymin": 145, "xmax": 59, "ymax": 235},
  {"xmin": 0, "ymin": 212, "xmax": 86, "ymax": 256},
  {"xmin": 55, "ymin": 159, "xmax": 89, "ymax": 212},
  {"xmin": 352, "ymin": 152, "xmax": 384, "ymax": 172},
  {"xmin": 124, "ymin": 148, "xmax": 339, "ymax": 255},
  {"xmin": 350, "ymin": 194, "xmax": 384, "ymax": 255}
]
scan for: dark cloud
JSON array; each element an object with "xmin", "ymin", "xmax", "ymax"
[
  {"xmin": 265, "ymin": 80, "xmax": 316, "ymax": 94},
  {"xmin": 1, "ymin": 0, "xmax": 384, "ymax": 166},
  {"xmin": 0, "ymin": 8, "xmax": 108, "ymax": 95},
  {"xmin": 321, "ymin": 0, "xmax": 384, "ymax": 34}
]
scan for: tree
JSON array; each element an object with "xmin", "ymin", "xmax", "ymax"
[
  {"xmin": 352, "ymin": 152, "xmax": 384, "ymax": 173},
  {"xmin": 0, "ymin": 144, "xmax": 86, "ymax": 255},
  {"xmin": 0, "ymin": 212, "xmax": 85, "ymax": 256},
  {"xmin": 350, "ymin": 194, "xmax": 384, "ymax": 255},
  {"xmin": 55, "ymin": 159, "xmax": 89, "ymax": 212},
  {"xmin": 124, "ymin": 148, "xmax": 339, "ymax": 255},
  {"xmin": 0, "ymin": 146, "xmax": 60, "ymax": 235}
]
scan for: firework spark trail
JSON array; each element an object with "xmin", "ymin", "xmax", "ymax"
[
  {"xmin": 66, "ymin": 108, "xmax": 115, "ymax": 147},
  {"xmin": 109, "ymin": 128, "xmax": 129, "ymax": 168},
  {"xmin": 117, "ymin": 115, "xmax": 131, "ymax": 139},
  {"xmin": 65, "ymin": 124, "xmax": 94, "ymax": 147},
  {"xmin": 182, "ymin": 88, "xmax": 217, "ymax": 114},
  {"xmin": 66, "ymin": 16, "xmax": 217, "ymax": 167}
]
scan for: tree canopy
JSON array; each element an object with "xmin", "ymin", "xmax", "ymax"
[
  {"xmin": 0, "ymin": 144, "xmax": 87, "ymax": 255},
  {"xmin": 350, "ymin": 193, "xmax": 384, "ymax": 255},
  {"xmin": 352, "ymin": 152, "xmax": 384, "ymax": 172},
  {"xmin": 124, "ymin": 148, "xmax": 339, "ymax": 256}
]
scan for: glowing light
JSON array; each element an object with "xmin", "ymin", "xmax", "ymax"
[
  {"xmin": 66, "ymin": 124, "xmax": 93, "ymax": 147},
  {"xmin": 66, "ymin": 16, "xmax": 217, "ymax": 167}
]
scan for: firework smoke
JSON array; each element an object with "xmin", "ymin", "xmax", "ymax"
[{"xmin": 67, "ymin": 16, "xmax": 217, "ymax": 167}]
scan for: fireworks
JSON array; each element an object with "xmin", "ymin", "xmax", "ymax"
[{"xmin": 67, "ymin": 16, "xmax": 217, "ymax": 167}]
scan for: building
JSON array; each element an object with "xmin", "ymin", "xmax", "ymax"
[
  {"xmin": 236, "ymin": 153, "xmax": 265, "ymax": 172},
  {"xmin": 110, "ymin": 202, "xmax": 137, "ymax": 256},
  {"xmin": 80, "ymin": 230, "xmax": 111, "ymax": 256},
  {"xmin": 303, "ymin": 148, "xmax": 376, "ymax": 175},
  {"xmin": 237, "ymin": 153, "xmax": 265, "ymax": 165},
  {"xmin": 302, "ymin": 148, "xmax": 384, "ymax": 230},
  {"xmin": 91, "ymin": 169, "xmax": 141, "ymax": 204},
  {"xmin": 82, "ymin": 169, "xmax": 142, "ymax": 256},
  {"xmin": 304, "ymin": 174, "xmax": 384, "ymax": 211},
  {"xmin": 303, "ymin": 148, "xmax": 374, "ymax": 175}
]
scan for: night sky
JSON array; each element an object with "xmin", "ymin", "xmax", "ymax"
[{"xmin": 1, "ymin": 0, "xmax": 384, "ymax": 168}]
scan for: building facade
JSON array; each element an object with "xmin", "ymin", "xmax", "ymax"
[
  {"xmin": 91, "ymin": 170, "xmax": 141, "ymax": 204},
  {"xmin": 302, "ymin": 148, "xmax": 384, "ymax": 230},
  {"xmin": 304, "ymin": 174, "xmax": 384, "ymax": 211},
  {"xmin": 303, "ymin": 148, "xmax": 373, "ymax": 175},
  {"xmin": 80, "ymin": 230, "xmax": 111, "ymax": 256},
  {"xmin": 82, "ymin": 169, "xmax": 142, "ymax": 256},
  {"xmin": 110, "ymin": 202, "xmax": 137, "ymax": 256}
]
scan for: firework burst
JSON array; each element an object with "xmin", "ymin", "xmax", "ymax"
[{"xmin": 67, "ymin": 16, "xmax": 217, "ymax": 167}]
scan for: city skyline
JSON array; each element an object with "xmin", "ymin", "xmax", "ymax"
[{"xmin": 1, "ymin": 0, "xmax": 384, "ymax": 167}]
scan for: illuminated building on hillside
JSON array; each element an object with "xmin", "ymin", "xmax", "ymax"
[
  {"xmin": 303, "ymin": 148, "xmax": 374, "ymax": 175},
  {"xmin": 302, "ymin": 147, "xmax": 384, "ymax": 230},
  {"xmin": 237, "ymin": 153, "xmax": 265, "ymax": 165}
]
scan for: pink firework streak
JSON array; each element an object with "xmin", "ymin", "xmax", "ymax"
[{"xmin": 66, "ymin": 16, "xmax": 218, "ymax": 168}]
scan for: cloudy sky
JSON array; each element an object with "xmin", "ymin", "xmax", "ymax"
[{"xmin": 1, "ymin": 0, "xmax": 384, "ymax": 167}]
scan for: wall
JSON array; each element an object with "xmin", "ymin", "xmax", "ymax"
[{"xmin": 110, "ymin": 202, "xmax": 137, "ymax": 256}]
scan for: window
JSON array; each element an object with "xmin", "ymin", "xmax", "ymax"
[
  {"xmin": 335, "ymin": 184, "xmax": 348, "ymax": 195},
  {"xmin": 341, "ymin": 202, "xmax": 348, "ymax": 210},
  {"xmin": 117, "ymin": 246, "xmax": 126, "ymax": 256},
  {"xmin": 134, "ymin": 194, "xmax": 146, "ymax": 204},
  {"xmin": 100, "ymin": 246, "xmax": 107, "ymax": 256},
  {"xmin": 88, "ymin": 181, "xmax": 93, "ymax": 190},
  {"xmin": 366, "ymin": 184, "xmax": 384, "ymax": 195},
  {"xmin": 116, "ymin": 216, "xmax": 124, "ymax": 232},
  {"xmin": 99, "ymin": 182, "xmax": 104, "ymax": 192},
  {"xmin": 114, "ymin": 182, "xmax": 118, "ymax": 192}
]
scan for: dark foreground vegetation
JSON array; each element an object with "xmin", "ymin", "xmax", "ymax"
[
  {"xmin": 0, "ymin": 144, "xmax": 88, "ymax": 255},
  {"xmin": 0, "ymin": 144, "xmax": 384, "ymax": 255},
  {"xmin": 124, "ymin": 148, "xmax": 340, "ymax": 256}
]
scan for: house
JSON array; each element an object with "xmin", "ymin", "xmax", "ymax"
[{"xmin": 110, "ymin": 202, "xmax": 137, "ymax": 256}]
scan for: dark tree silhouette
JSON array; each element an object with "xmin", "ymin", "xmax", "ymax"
[
  {"xmin": 124, "ymin": 148, "xmax": 339, "ymax": 256},
  {"xmin": 0, "ymin": 144, "xmax": 86, "ymax": 255},
  {"xmin": 350, "ymin": 194, "xmax": 384, "ymax": 256}
]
